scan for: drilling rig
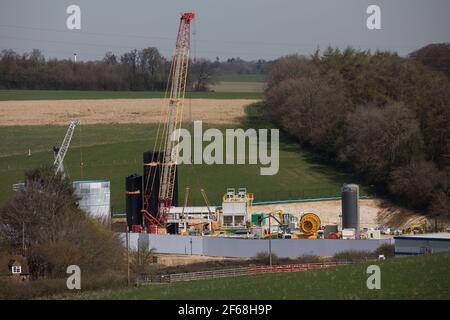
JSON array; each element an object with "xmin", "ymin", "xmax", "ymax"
[
  {"xmin": 12, "ymin": 119, "xmax": 79, "ymax": 192},
  {"xmin": 141, "ymin": 12, "xmax": 195, "ymax": 232},
  {"xmin": 53, "ymin": 119, "xmax": 80, "ymax": 177}
]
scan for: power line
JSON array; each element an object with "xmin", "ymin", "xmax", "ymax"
[
  {"xmin": 0, "ymin": 34, "xmax": 313, "ymax": 60},
  {"xmin": 1, "ymin": 30, "xmax": 448, "ymax": 61},
  {"xmin": 0, "ymin": 23, "xmax": 435, "ymax": 51},
  {"xmin": 0, "ymin": 34, "xmax": 158, "ymax": 51},
  {"xmin": 0, "ymin": 45, "xmax": 81, "ymax": 57},
  {"xmin": 0, "ymin": 24, "xmax": 175, "ymax": 42}
]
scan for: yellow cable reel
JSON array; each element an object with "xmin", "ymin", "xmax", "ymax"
[{"xmin": 299, "ymin": 213, "xmax": 321, "ymax": 235}]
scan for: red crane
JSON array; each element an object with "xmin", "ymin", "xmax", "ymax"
[{"xmin": 142, "ymin": 12, "xmax": 195, "ymax": 231}]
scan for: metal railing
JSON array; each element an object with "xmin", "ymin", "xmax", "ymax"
[{"xmin": 137, "ymin": 261, "xmax": 351, "ymax": 285}]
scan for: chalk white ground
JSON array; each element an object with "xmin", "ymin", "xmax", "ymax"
[{"xmin": 250, "ymin": 198, "xmax": 427, "ymax": 230}]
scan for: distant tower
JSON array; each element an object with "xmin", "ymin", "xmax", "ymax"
[{"xmin": 73, "ymin": 53, "xmax": 77, "ymax": 62}]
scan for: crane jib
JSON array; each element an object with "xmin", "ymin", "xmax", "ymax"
[{"xmin": 153, "ymin": 12, "xmax": 195, "ymax": 227}]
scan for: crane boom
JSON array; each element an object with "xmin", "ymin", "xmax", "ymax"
[
  {"xmin": 53, "ymin": 119, "xmax": 80, "ymax": 176},
  {"xmin": 157, "ymin": 12, "xmax": 195, "ymax": 226}
]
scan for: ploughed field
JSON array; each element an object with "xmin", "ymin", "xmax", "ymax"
[{"xmin": 0, "ymin": 98, "xmax": 258, "ymax": 126}]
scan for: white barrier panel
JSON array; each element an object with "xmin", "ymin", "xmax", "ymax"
[{"xmin": 119, "ymin": 233, "xmax": 394, "ymax": 258}]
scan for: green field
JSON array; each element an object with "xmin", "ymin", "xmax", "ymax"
[
  {"xmin": 59, "ymin": 252, "xmax": 450, "ymax": 300},
  {"xmin": 0, "ymin": 90, "xmax": 262, "ymax": 101},
  {"xmin": 211, "ymin": 74, "xmax": 266, "ymax": 83},
  {"xmin": 0, "ymin": 122, "xmax": 369, "ymax": 211}
]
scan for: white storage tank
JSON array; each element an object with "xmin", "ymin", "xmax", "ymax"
[{"xmin": 73, "ymin": 180, "xmax": 111, "ymax": 224}]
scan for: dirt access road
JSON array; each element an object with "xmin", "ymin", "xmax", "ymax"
[{"xmin": 0, "ymin": 98, "xmax": 258, "ymax": 126}]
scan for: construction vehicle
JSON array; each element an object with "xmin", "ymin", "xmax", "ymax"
[
  {"xmin": 401, "ymin": 221, "xmax": 426, "ymax": 235},
  {"xmin": 142, "ymin": 12, "xmax": 195, "ymax": 231}
]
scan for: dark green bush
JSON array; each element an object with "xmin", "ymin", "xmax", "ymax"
[
  {"xmin": 374, "ymin": 244, "xmax": 395, "ymax": 258},
  {"xmin": 333, "ymin": 250, "xmax": 374, "ymax": 262}
]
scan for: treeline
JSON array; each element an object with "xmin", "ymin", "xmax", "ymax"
[
  {"xmin": 211, "ymin": 56, "xmax": 269, "ymax": 75},
  {"xmin": 410, "ymin": 43, "xmax": 450, "ymax": 79},
  {"xmin": 0, "ymin": 48, "xmax": 168, "ymax": 91},
  {"xmin": 0, "ymin": 48, "xmax": 269, "ymax": 91},
  {"xmin": 264, "ymin": 47, "xmax": 450, "ymax": 216}
]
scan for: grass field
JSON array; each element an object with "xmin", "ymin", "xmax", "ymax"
[
  {"xmin": 211, "ymin": 74, "xmax": 266, "ymax": 83},
  {"xmin": 0, "ymin": 90, "xmax": 263, "ymax": 101},
  {"xmin": 210, "ymin": 82, "xmax": 265, "ymax": 93},
  {"xmin": 56, "ymin": 252, "xmax": 450, "ymax": 300},
  {"xmin": 0, "ymin": 121, "xmax": 369, "ymax": 211},
  {"xmin": 210, "ymin": 74, "xmax": 266, "ymax": 92}
]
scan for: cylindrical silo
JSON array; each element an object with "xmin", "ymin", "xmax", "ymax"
[
  {"xmin": 73, "ymin": 180, "xmax": 111, "ymax": 225},
  {"xmin": 126, "ymin": 174, "xmax": 142, "ymax": 229},
  {"xmin": 341, "ymin": 184, "xmax": 360, "ymax": 238}
]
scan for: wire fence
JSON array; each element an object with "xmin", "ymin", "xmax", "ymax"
[{"xmin": 137, "ymin": 261, "xmax": 351, "ymax": 285}]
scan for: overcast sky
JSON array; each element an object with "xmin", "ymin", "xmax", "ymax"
[{"xmin": 0, "ymin": 0, "xmax": 449, "ymax": 61}]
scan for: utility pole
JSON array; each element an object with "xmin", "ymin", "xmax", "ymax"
[
  {"xmin": 126, "ymin": 227, "xmax": 130, "ymax": 287},
  {"xmin": 181, "ymin": 186, "xmax": 190, "ymax": 232},
  {"xmin": 200, "ymin": 188, "xmax": 213, "ymax": 231},
  {"xmin": 22, "ymin": 221, "xmax": 25, "ymax": 253},
  {"xmin": 268, "ymin": 213, "xmax": 272, "ymax": 267}
]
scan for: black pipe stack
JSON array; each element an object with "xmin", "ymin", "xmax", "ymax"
[
  {"xmin": 125, "ymin": 174, "xmax": 143, "ymax": 229},
  {"xmin": 173, "ymin": 168, "xmax": 179, "ymax": 207},
  {"xmin": 143, "ymin": 150, "xmax": 179, "ymax": 211},
  {"xmin": 166, "ymin": 167, "xmax": 179, "ymax": 234},
  {"xmin": 143, "ymin": 151, "xmax": 163, "ymax": 216}
]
